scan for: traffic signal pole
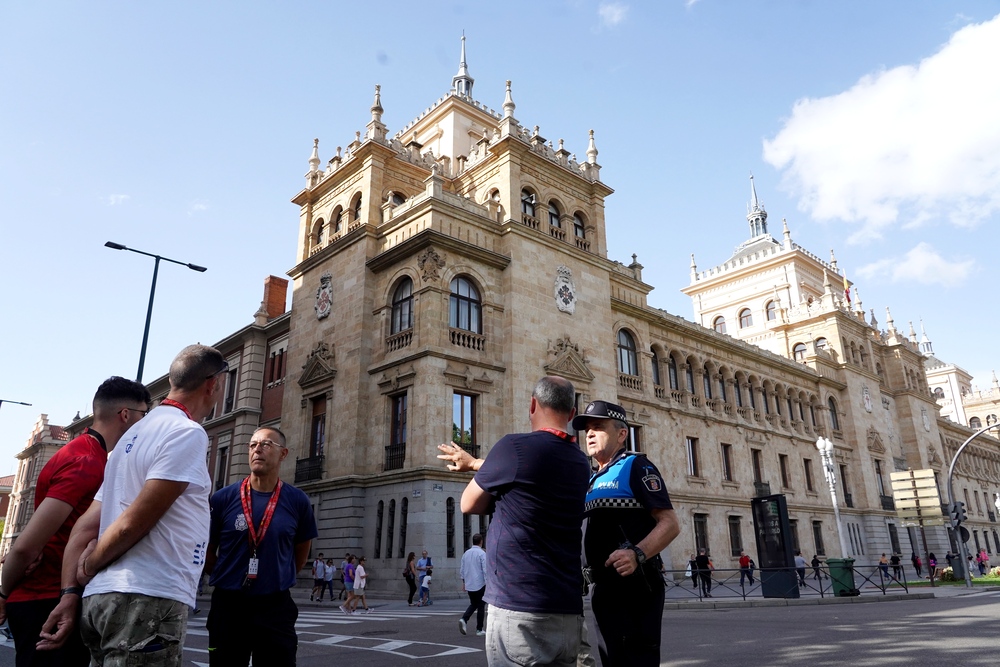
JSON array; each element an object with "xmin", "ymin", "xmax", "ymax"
[{"xmin": 946, "ymin": 422, "xmax": 1000, "ymax": 589}]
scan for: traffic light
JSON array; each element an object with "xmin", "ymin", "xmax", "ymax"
[{"xmin": 950, "ymin": 501, "xmax": 967, "ymax": 525}]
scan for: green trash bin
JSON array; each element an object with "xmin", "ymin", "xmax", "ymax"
[{"xmin": 826, "ymin": 558, "xmax": 860, "ymax": 596}]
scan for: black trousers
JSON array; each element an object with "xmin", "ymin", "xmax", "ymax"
[
  {"xmin": 405, "ymin": 574, "xmax": 417, "ymax": 604},
  {"xmin": 7, "ymin": 598, "xmax": 90, "ymax": 667},
  {"xmin": 592, "ymin": 575, "xmax": 664, "ymax": 667},
  {"xmin": 461, "ymin": 587, "xmax": 486, "ymax": 631},
  {"xmin": 207, "ymin": 588, "xmax": 298, "ymax": 667}
]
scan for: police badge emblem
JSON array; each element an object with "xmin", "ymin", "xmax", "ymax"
[{"xmin": 234, "ymin": 513, "xmax": 248, "ymax": 531}]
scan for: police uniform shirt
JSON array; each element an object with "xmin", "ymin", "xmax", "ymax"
[{"xmin": 585, "ymin": 448, "xmax": 673, "ymax": 584}]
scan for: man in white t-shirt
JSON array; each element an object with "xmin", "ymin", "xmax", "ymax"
[{"xmin": 37, "ymin": 345, "xmax": 226, "ymax": 665}]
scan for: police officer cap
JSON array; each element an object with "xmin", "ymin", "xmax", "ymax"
[{"xmin": 571, "ymin": 400, "xmax": 629, "ymax": 430}]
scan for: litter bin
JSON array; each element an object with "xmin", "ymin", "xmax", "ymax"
[{"xmin": 826, "ymin": 558, "xmax": 860, "ymax": 596}]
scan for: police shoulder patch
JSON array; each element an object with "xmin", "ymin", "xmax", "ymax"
[{"xmin": 642, "ymin": 474, "xmax": 663, "ymax": 493}]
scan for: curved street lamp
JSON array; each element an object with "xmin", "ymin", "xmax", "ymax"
[
  {"xmin": 105, "ymin": 242, "xmax": 207, "ymax": 381},
  {"xmin": 946, "ymin": 422, "xmax": 1000, "ymax": 588},
  {"xmin": 816, "ymin": 436, "xmax": 850, "ymax": 558}
]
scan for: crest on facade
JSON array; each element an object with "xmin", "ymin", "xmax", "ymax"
[
  {"xmin": 921, "ymin": 407, "xmax": 931, "ymax": 432},
  {"xmin": 543, "ymin": 336, "xmax": 594, "ymax": 385},
  {"xmin": 866, "ymin": 427, "xmax": 885, "ymax": 453},
  {"xmin": 315, "ymin": 272, "xmax": 333, "ymax": 320},
  {"xmin": 862, "ymin": 385, "xmax": 873, "ymax": 413},
  {"xmin": 417, "ymin": 247, "xmax": 446, "ymax": 282},
  {"xmin": 298, "ymin": 341, "xmax": 337, "ymax": 389},
  {"xmin": 554, "ymin": 266, "xmax": 577, "ymax": 314},
  {"xmin": 442, "ymin": 364, "xmax": 493, "ymax": 391},
  {"xmin": 378, "ymin": 364, "xmax": 417, "ymax": 393}
]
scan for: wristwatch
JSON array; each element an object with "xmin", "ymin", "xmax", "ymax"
[{"xmin": 630, "ymin": 545, "xmax": 647, "ymax": 565}]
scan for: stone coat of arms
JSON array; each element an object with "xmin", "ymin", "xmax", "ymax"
[
  {"xmin": 554, "ymin": 265, "xmax": 576, "ymax": 314},
  {"xmin": 315, "ymin": 272, "xmax": 333, "ymax": 320}
]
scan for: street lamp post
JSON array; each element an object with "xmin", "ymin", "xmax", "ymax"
[
  {"xmin": 816, "ymin": 436, "xmax": 850, "ymax": 558},
  {"xmin": 105, "ymin": 242, "xmax": 207, "ymax": 382},
  {"xmin": 0, "ymin": 399, "xmax": 32, "ymax": 414}
]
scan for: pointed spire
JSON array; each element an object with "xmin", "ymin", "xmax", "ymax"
[
  {"xmin": 782, "ymin": 217, "xmax": 792, "ymax": 249},
  {"xmin": 870, "ymin": 308, "xmax": 878, "ymax": 329},
  {"xmin": 886, "ymin": 306, "xmax": 895, "ymax": 331},
  {"xmin": 371, "ymin": 84, "xmax": 383, "ymax": 121},
  {"xmin": 920, "ymin": 319, "xmax": 933, "ymax": 354},
  {"xmin": 992, "ymin": 371, "xmax": 999, "ymax": 389},
  {"xmin": 854, "ymin": 287, "xmax": 864, "ymax": 314},
  {"xmin": 586, "ymin": 129, "xmax": 598, "ymax": 164},
  {"xmin": 452, "ymin": 33, "xmax": 474, "ymax": 97},
  {"xmin": 908, "ymin": 321, "xmax": 918, "ymax": 343},
  {"xmin": 830, "ymin": 249, "xmax": 838, "ymax": 270},
  {"xmin": 746, "ymin": 173, "xmax": 768, "ymax": 237},
  {"xmin": 308, "ymin": 138, "xmax": 320, "ymax": 173},
  {"xmin": 503, "ymin": 80, "xmax": 516, "ymax": 118}
]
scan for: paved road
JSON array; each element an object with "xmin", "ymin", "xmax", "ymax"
[{"xmin": 3, "ymin": 588, "xmax": 999, "ymax": 666}]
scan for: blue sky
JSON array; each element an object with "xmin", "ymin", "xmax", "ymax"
[{"xmin": 2, "ymin": 1, "xmax": 999, "ymax": 472}]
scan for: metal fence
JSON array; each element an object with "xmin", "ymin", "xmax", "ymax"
[{"xmin": 662, "ymin": 562, "xmax": 910, "ymax": 601}]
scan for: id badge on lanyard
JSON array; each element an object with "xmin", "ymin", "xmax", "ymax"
[{"xmin": 239, "ymin": 477, "xmax": 282, "ymax": 587}]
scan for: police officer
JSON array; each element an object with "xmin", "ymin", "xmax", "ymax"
[{"xmin": 574, "ymin": 400, "xmax": 680, "ymax": 667}]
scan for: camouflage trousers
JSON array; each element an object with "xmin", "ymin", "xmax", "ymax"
[{"xmin": 81, "ymin": 592, "xmax": 188, "ymax": 666}]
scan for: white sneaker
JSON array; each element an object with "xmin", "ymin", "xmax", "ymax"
[
  {"xmin": 476, "ymin": 630, "xmax": 486, "ymax": 636},
  {"xmin": 339, "ymin": 605, "xmax": 348, "ymax": 615},
  {"xmin": 459, "ymin": 618, "xmax": 468, "ymax": 635}
]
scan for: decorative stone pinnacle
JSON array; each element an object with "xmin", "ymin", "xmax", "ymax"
[
  {"xmin": 587, "ymin": 129, "xmax": 598, "ymax": 164},
  {"xmin": 503, "ymin": 79, "xmax": 516, "ymax": 118}
]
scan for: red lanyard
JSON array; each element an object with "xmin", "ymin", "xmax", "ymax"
[
  {"xmin": 160, "ymin": 398, "xmax": 192, "ymax": 420},
  {"xmin": 538, "ymin": 427, "xmax": 576, "ymax": 443},
  {"xmin": 240, "ymin": 477, "xmax": 283, "ymax": 554}
]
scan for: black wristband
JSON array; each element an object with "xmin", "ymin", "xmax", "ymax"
[{"xmin": 60, "ymin": 587, "xmax": 85, "ymax": 597}]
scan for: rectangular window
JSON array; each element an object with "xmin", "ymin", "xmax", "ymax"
[
  {"xmin": 839, "ymin": 464, "xmax": 850, "ymax": 495},
  {"xmin": 779, "ymin": 454, "xmax": 790, "ymax": 488},
  {"xmin": 789, "ymin": 519, "xmax": 800, "ymax": 553},
  {"xmin": 686, "ymin": 437, "xmax": 700, "ymax": 477},
  {"xmin": 214, "ymin": 432, "xmax": 232, "ymax": 491},
  {"xmin": 694, "ymin": 513, "xmax": 709, "ymax": 552},
  {"xmin": 874, "ymin": 459, "xmax": 886, "ymax": 496},
  {"xmin": 310, "ymin": 396, "xmax": 326, "ymax": 458},
  {"xmin": 803, "ymin": 458, "xmax": 815, "ymax": 492},
  {"xmin": 812, "ymin": 521, "xmax": 826, "ymax": 556},
  {"xmin": 728, "ymin": 516, "xmax": 742, "ymax": 556},
  {"xmin": 628, "ymin": 425, "xmax": 642, "ymax": 453},
  {"xmin": 721, "ymin": 443, "xmax": 734, "ymax": 482},
  {"xmin": 223, "ymin": 359, "xmax": 239, "ymax": 413},
  {"xmin": 888, "ymin": 523, "xmax": 902, "ymax": 555},
  {"xmin": 385, "ymin": 393, "xmax": 408, "ymax": 471},
  {"xmin": 751, "ymin": 449, "xmax": 763, "ymax": 484},
  {"xmin": 975, "ymin": 490, "xmax": 984, "ymax": 515},
  {"xmin": 452, "ymin": 393, "xmax": 477, "ymax": 456}
]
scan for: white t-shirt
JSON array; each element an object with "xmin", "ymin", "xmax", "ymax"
[
  {"xmin": 84, "ymin": 404, "xmax": 211, "ymax": 608},
  {"xmin": 313, "ymin": 560, "xmax": 326, "ymax": 579},
  {"xmin": 355, "ymin": 564, "xmax": 367, "ymax": 590},
  {"xmin": 324, "ymin": 564, "xmax": 335, "ymax": 582}
]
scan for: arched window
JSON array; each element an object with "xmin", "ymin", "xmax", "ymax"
[
  {"xmin": 766, "ymin": 300, "xmax": 777, "ymax": 321},
  {"xmin": 386, "ymin": 499, "xmax": 396, "ymax": 559},
  {"xmin": 739, "ymin": 308, "xmax": 753, "ymax": 328},
  {"xmin": 446, "ymin": 497, "xmax": 456, "ymax": 558},
  {"xmin": 573, "ymin": 214, "xmax": 586, "ymax": 238},
  {"xmin": 617, "ymin": 330, "xmax": 638, "ymax": 376},
  {"xmin": 703, "ymin": 364, "xmax": 713, "ymax": 399},
  {"xmin": 352, "ymin": 195, "xmax": 363, "ymax": 221},
  {"xmin": 449, "ymin": 277, "xmax": 481, "ymax": 333},
  {"xmin": 391, "ymin": 278, "xmax": 414, "ymax": 334},
  {"xmin": 390, "ymin": 192, "xmax": 406, "ymax": 206},
  {"xmin": 314, "ymin": 218, "xmax": 325, "ymax": 246},
  {"xmin": 828, "ymin": 397, "xmax": 840, "ymax": 431},
  {"xmin": 718, "ymin": 371, "xmax": 727, "ymax": 402},
  {"xmin": 520, "ymin": 189, "xmax": 536, "ymax": 218},
  {"xmin": 815, "ymin": 337, "xmax": 828, "ymax": 351},
  {"xmin": 933, "ymin": 387, "xmax": 944, "ymax": 399},
  {"xmin": 375, "ymin": 500, "xmax": 384, "ymax": 558},
  {"xmin": 971, "ymin": 417, "xmax": 983, "ymax": 428},
  {"xmin": 398, "ymin": 497, "xmax": 408, "ymax": 558},
  {"xmin": 651, "ymin": 348, "xmax": 661, "ymax": 386},
  {"xmin": 685, "ymin": 362, "xmax": 694, "ymax": 393},
  {"xmin": 548, "ymin": 201, "xmax": 561, "ymax": 227},
  {"xmin": 748, "ymin": 381, "xmax": 757, "ymax": 410},
  {"xmin": 713, "ymin": 316, "xmax": 727, "ymax": 334},
  {"xmin": 668, "ymin": 355, "xmax": 678, "ymax": 390},
  {"xmin": 735, "ymin": 376, "xmax": 744, "ymax": 407},
  {"xmin": 333, "ymin": 207, "xmax": 343, "ymax": 233},
  {"xmin": 987, "ymin": 414, "xmax": 998, "ymax": 426}
]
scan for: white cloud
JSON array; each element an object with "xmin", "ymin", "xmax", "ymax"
[
  {"xmin": 105, "ymin": 194, "xmax": 129, "ymax": 206},
  {"xmin": 598, "ymin": 2, "xmax": 628, "ymax": 27},
  {"xmin": 684, "ymin": 0, "xmax": 702, "ymax": 8},
  {"xmin": 856, "ymin": 242, "xmax": 975, "ymax": 287},
  {"xmin": 763, "ymin": 13, "xmax": 1000, "ymax": 240},
  {"xmin": 187, "ymin": 201, "xmax": 209, "ymax": 216}
]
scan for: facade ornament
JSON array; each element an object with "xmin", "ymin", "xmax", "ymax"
[
  {"xmin": 862, "ymin": 385, "xmax": 873, "ymax": 413},
  {"xmin": 314, "ymin": 272, "xmax": 333, "ymax": 320},
  {"xmin": 417, "ymin": 247, "xmax": 446, "ymax": 282},
  {"xmin": 554, "ymin": 265, "xmax": 577, "ymax": 314},
  {"xmin": 503, "ymin": 80, "xmax": 516, "ymax": 118}
]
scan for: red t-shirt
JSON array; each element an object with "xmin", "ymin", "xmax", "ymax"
[{"xmin": 8, "ymin": 430, "xmax": 107, "ymax": 602}]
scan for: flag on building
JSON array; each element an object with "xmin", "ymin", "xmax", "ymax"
[{"xmin": 843, "ymin": 273, "xmax": 851, "ymax": 305}]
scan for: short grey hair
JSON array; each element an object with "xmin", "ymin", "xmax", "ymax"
[
  {"xmin": 168, "ymin": 344, "xmax": 226, "ymax": 392},
  {"xmin": 532, "ymin": 376, "xmax": 575, "ymax": 414}
]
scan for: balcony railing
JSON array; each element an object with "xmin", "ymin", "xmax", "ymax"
[
  {"xmin": 880, "ymin": 494, "xmax": 895, "ymax": 511},
  {"xmin": 384, "ymin": 443, "xmax": 406, "ymax": 471},
  {"xmin": 295, "ymin": 455, "xmax": 324, "ymax": 484},
  {"xmin": 654, "ymin": 384, "xmax": 666, "ymax": 400},
  {"xmin": 450, "ymin": 328, "xmax": 485, "ymax": 351},
  {"xmin": 575, "ymin": 237, "xmax": 591, "ymax": 251},
  {"xmin": 844, "ymin": 492, "xmax": 854, "ymax": 508},
  {"xmin": 754, "ymin": 481, "xmax": 772, "ymax": 498},
  {"xmin": 521, "ymin": 213, "xmax": 539, "ymax": 229},
  {"xmin": 618, "ymin": 373, "xmax": 642, "ymax": 392},
  {"xmin": 386, "ymin": 329, "xmax": 412, "ymax": 352},
  {"xmin": 548, "ymin": 224, "xmax": 566, "ymax": 241}
]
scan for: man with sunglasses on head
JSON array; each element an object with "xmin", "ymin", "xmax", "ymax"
[
  {"xmin": 37, "ymin": 345, "xmax": 225, "ymax": 666},
  {"xmin": 0, "ymin": 376, "xmax": 149, "ymax": 667},
  {"xmin": 204, "ymin": 426, "xmax": 317, "ymax": 666}
]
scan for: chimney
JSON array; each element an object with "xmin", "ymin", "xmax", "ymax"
[{"xmin": 263, "ymin": 276, "xmax": 289, "ymax": 320}]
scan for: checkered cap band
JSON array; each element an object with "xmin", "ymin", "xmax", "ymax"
[{"xmin": 586, "ymin": 497, "xmax": 643, "ymax": 512}]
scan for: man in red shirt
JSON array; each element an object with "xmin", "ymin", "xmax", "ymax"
[
  {"xmin": 738, "ymin": 551, "xmax": 754, "ymax": 587},
  {"xmin": 0, "ymin": 377, "xmax": 150, "ymax": 667}
]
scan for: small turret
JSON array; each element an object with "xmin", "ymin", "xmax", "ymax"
[
  {"xmin": 503, "ymin": 79, "xmax": 516, "ymax": 118},
  {"xmin": 747, "ymin": 174, "xmax": 767, "ymax": 237},
  {"xmin": 452, "ymin": 34, "xmax": 474, "ymax": 97}
]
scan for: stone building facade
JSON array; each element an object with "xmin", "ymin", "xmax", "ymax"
[{"xmin": 275, "ymin": 46, "xmax": 1000, "ymax": 596}]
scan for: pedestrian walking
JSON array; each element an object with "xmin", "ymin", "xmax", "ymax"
[
  {"xmin": 349, "ymin": 557, "xmax": 370, "ymax": 613},
  {"xmin": 696, "ymin": 549, "xmax": 713, "ymax": 597},
  {"xmin": 794, "ymin": 550, "xmax": 807, "ymax": 587},
  {"xmin": 458, "ymin": 534, "xmax": 487, "ymax": 636},
  {"xmin": 403, "ymin": 552, "xmax": 418, "ymax": 606}
]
